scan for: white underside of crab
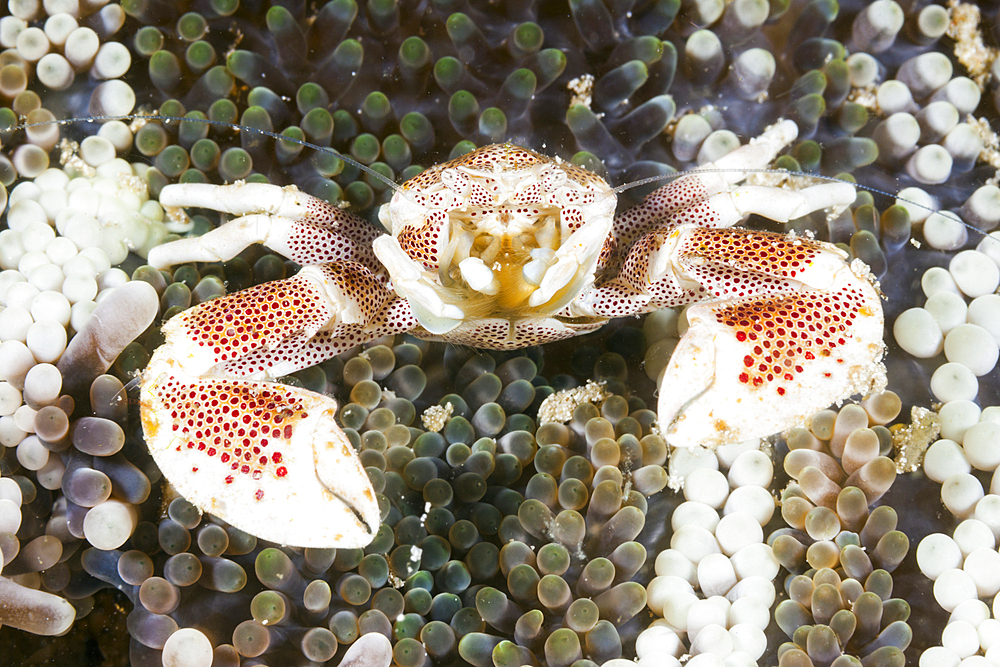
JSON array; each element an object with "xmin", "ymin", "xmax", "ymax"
[{"xmin": 140, "ymin": 119, "xmax": 885, "ymax": 548}]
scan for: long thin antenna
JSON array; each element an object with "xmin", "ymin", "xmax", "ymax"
[
  {"xmin": 3, "ymin": 113, "xmax": 404, "ymax": 194},
  {"xmin": 614, "ymin": 165, "xmax": 976, "ymax": 235},
  {"xmin": 1, "ymin": 114, "xmax": 986, "ymax": 238}
]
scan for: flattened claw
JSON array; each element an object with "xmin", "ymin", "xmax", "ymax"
[
  {"xmin": 658, "ymin": 257, "xmax": 885, "ymax": 449},
  {"xmin": 137, "ymin": 256, "xmax": 404, "ymax": 546},
  {"xmin": 141, "ymin": 351, "xmax": 379, "ymax": 548}
]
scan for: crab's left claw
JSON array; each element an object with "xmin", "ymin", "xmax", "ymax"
[
  {"xmin": 658, "ymin": 244, "xmax": 886, "ymax": 449},
  {"xmin": 141, "ymin": 352, "xmax": 380, "ymax": 548}
]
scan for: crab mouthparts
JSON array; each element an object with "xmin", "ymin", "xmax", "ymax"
[
  {"xmin": 373, "ymin": 206, "xmax": 612, "ymax": 335},
  {"xmin": 456, "ymin": 242, "xmax": 554, "ymax": 311},
  {"xmin": 375, "ymin": 146, "xmax": 618, "ymax": 334},
  {"xmin": 438, "ymin": 205, "xmax": 605, "ymax": 315}
]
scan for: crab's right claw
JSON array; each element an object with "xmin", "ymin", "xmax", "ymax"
[
  {"xmin": 140, "ymin": 351, "xmax": 380, "ymax": 548},
  {"xmin": 658, "ymin": 256, "xmax": 886, "ymax": 449}
]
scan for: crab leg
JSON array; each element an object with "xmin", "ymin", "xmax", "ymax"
[
  {"xmin": 161, "ymin": 261, "xmax": 390, "ymax": 378},
  {"xmin": 140, "ymin": 260, "xmax": 400, "ymax": 548},
  {"xmin": 219, "ymin": 298, "xmax": 418, "ymax": 379},
  {"xmin": 151, "ymin": 183, "xmax": 384, "ymax": 271},
  {"xmin": 579, "ymin": 171, "xmax": 859, "ymax": 318},
  {"xmin": 609, "ymin": 119, "xmax": 853, "ymax": 252}
]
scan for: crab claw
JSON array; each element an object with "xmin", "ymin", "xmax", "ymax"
[
  {"xmin": 658, "ymin": 250, "xmax": 886, "ymax": 449},
  {"xmin": 140, "ymin": 351, "xmax": 379, "ymax": 548}
]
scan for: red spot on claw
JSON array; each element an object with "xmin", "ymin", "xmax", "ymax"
[
  {"xmin": 276, "ymin": 466, "xmax": 288, "ymax": 477},
  {"xmin": 225, "ymin": 475, "xmax": 234, "ymax": 484},
  {"xmin": 255, "ymin": 489, "xmax": 264, "ymax": 500}
]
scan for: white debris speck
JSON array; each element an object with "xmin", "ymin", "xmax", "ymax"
[
  {"xmin": 421, "ymin": 402, "xmax": 454, "ymax": 432},
  {"xmin": 537, "ymin": 380, "xmax": 611, "ymax": 424},
  {"xmin": 568, "ymin": 74, "xmax": 595, "ymax": 109},
  {"xmin": 946, "ymin": 0, "xmax": 997, "ymax": 86},
  {"xmin": 893, "ymin": 406, "xmax": 941, "ymax": 473},
  {"xmin": 163, "ymin": 204, "xmax": 192, "ymax": 231},
  {"xmin": 967, "ymin": 114, "xmax": 1000, "ymax": 182},
  {"xmin": 57, "ymin": 139, "xmax": 95, "ymax": 178}
]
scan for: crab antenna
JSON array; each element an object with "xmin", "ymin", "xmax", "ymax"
[
  {"xmin": 613, "ymin": 166, "xmax": 976, "ymax": 237},
  {"xmin": 1, "ymin": 115, "xmax": 984, "ymax": 238},
  {"xmin": 3, "ymin": 114, "xmax": 405, "ymax": 195},
  {"xmin": 118, "ymin": 375, "xmax": 142, "ymax": 395},
  {"xmin": 611, "ymin": 170, "xmax": 682, "ymax": 195}
]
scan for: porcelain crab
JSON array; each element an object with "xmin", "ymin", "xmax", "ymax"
[{"xmin": 138, "ymin": 119, "xmax": 885, "ymax": 548}]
